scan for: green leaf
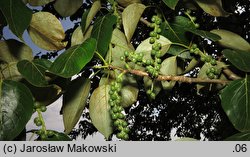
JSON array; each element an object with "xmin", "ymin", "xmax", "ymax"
[
  {"xmin": 120, "ymin": 85, "xmax": 138, "ymax": 108},
  {"xmin": 40, "ymin": 130, "xmax": 71, "ymax": 141},
  {"xmin": 53, "ymin": 0, "xmax": 82, "ymax": 17},
  {"xmin": 188, "ymin": 29, "xmax": 221, "ymax": 42},
  {"xmin": 222, "ymin": 49, "xmax": 250, "ymax": 72},
  {"xmin": 26, "ymin": 84, "xmax": 62, "ymax": 106},
  {"xmin": 0, "ymin": 39, "xmax": 33, "ymax": 80},
  {"xmin": 49, "ymin": 38, "xmax": 96, "ymax": 78},
  {"xmin": 91, "ymin": 14, "xmax": 117, "ymax": 57},
  {"xmin": 167, "ymin": 45, "xmax": 191, "ymax": 59},
  {"xmin": 161, "ymin": 16, "xmax": 221, "ymax": 43},
  {"xmin": 196, "ymin": 63, "xmax": 212, "ymax": 92},
  {"xmin": 160, "ymin": 56, "xmax": 178, "ymax": 90},
  {"xmin": 117, "ymin": 0, "xmax": 141, "ymax": 7},
  {"xmin": 160, "ymin": 17, "xmax": 192, "ymax": 44},
  {"xmin": 0, "ymin": 0, "xmax": 32, "ymax": 39},
  {"xmin": 162, "ymin": 0, "xmax": 179, "ymax": 10},
  {"xmin": 63, "ymin": 77, "xmax": 91, "ymax": 134},
  {"xmin": 108, "ymin": 28, "xmax": 134, "ymax": 68},
  {"xmin": 0, "ymin": 80, "xmax": 34, "ymax": 140},
  {"xmin": 225, "ymin": 132, "xmax": 250, "ymax": 141},
  {"xmin": 211, "ymin": 29, "xmax": 250, "ymax": 52},
  {"xmin": 194, "ymin": 0, "xmax": 230, "ymax": 17},
  {"xmin": 183, "ymin": 58, "xmax": 199, "ymax": 73},
  {"xmin": 17, "ymin": 59, "xmax": 52, "ymax": 87},
  {"xmin": 23, "ymin": 0, "xmax": 55, "ymax": 6},
  {"xmin": 221, "ymin": 75, "xmax": 250, "ymax": 132},
  {"xmin": 122, "ymin": 3, "xmax": 146, "ymax": 42},
  {"xmin": 72, "ymin": 26, "xmax": 93, "ymax": 47},
  {"xmin": 28, "ymin": 12, "xmax": 68, "ymax": 51},
  {"xmin": 89, "ymin": 85, "xmax": 113, "ymax": 139},
  {"xmin": 81, "ymin": 0, "xmax": 101, "ymax": 33}
]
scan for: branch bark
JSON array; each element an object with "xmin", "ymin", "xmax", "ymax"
[{"xmin": 109, "ymin": 65, "xmax": 231, "ymax": 85}]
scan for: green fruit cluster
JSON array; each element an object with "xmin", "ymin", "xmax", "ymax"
[
  {"xmin": 109, "ymin": 76, "xmax": 130, "ymax": 140},
  {"xmin": 121, "ymin": 51, "xmax": 143, "ymax": 65},
  {"xmin": 34, "ymin": 103, "xmax": 47, "ymax": 112},
  {"xmin": 190, "ymin": 44, "xmax": 217, "ymax": 66},
  {"xmin": 145, "ymin": 15, "xmax": 163, "ymax": 78},
  {"xmin": 206, "ymin": 66, "xmax": 221, "ymax": 79}
]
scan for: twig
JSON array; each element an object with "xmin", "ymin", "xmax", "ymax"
[
  {"xmin": 223, "ymin": 68, "xmax": 242, "ymax": 80},
  {"xmin": 109, "ymin": 65, "xmax": 231, "ymax": 84}
]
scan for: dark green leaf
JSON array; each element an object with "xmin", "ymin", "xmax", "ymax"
[
  {"xmin": 225, "ymin": 132, "xmax": 250, "ymax": 141},
  {"xmin": 0, "ymin": 0, "xmax": 32, "ymax": 39},
  {"xmin": 160, "ymin": 17, "xmax": 192, "ymax": 44},
  {"xmin": 91, "ymin": 14, "xmax": 117, "ymax": 57},
  {"xmin": 49, "ymin": 38, "xmax": 96, "ymax": 78},
  {"xmin": 162, "ymin": 0, "xmax": 179, "ymax": 10},
  {"xmin": 89, "ymin": 85, "xmax": 113, "ymax": 139},
  {"xmin": 167, "ymin": 45, "xmax": 191, "ymax": 59},
  {"xmin": 188, "ymin": 29, "xmax": 221, "ymax": 42},
  {"xmin": 40, "ymin": 130, "xmax": 71, "ymax": 141},
  {"xmin": 17, "ymin": 59, "xmax": 52, "ymax": 87},
  {"xmin": 221, "ymin": 75, "xmax": 250, "ymax": 132},
  {"xmin": 161, "ymin": 16, "xmax": 221, "ymax": 44},
  {"xmin": 26, "ymin": 84, "xmax": 62, "ymax": 106},
  {"xmin": 0, "ymin": 80, "xmax": 34, "ymax": 140},
  {"xmin": 222, "ymin": 49, "xmax": 250, "ymax": 72},
  {"xmin": 63, "ymin": 77, "xmax": 91, "ymax": 134}
]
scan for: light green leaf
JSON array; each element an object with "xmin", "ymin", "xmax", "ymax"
[
  {"xmin": 24, "ymin": 0, "xmax": 55, "ymax": 6},
  {"xmin": 54, "ymin": 0, "xmax": 82, "ymax": 17},
  {"xmin": 183, "ymin": 58, "xmax": 199, "ymax": 73},
  {"xmin": 17, "ymin": 59, "xmax": 51, "ymax": 87},
  {"xmin": 221, "ymin": 75, "xmax": 250, "ymax": 132},
  {"xmin": 0, "ymin": 39, "xmax": 33, "ymax": 80},
  {"xmin": 117, "ymin": 0, "xmax": 141, "ymax": 7},
  {"xmin": 28, "ymin": 12, "xmax": 68, "ymax": 51},
  {"xmin": 211, "ymin": 29, "xmax": 250, "ymax": 52},
  {"xmin": 222, "ymin": 49, "xmax": 250, "ymax": 72},
  {"xmin": 136, "ymin": 35, "xmax": 172, "ymax": 60},
  {"xmin": 49, "ymin": 38, "xmax": 96, "ymax": 78},
  {"xmin": 120, "ymin": 85, "xmax": 138, "ymax": 108},
  {"xmin": 162, "ymin": 0, "xmax": 179, "ymax": 10},
  {"xmin": 188, "ymin": 29, "xmax": 221, "ymax": 42},
  {"xmin": 63, "ymin": 77, "xmax": 91, "ymax": 134},
  {"xmin": 81, "ymin": 0, "xmax": 101, "ymax": 33},
  {"xmin": 89, "ymin": 85, "xmax": 113, "ymax": 139},
  {"xmin": 0, "ymin": 80, "xmax": 34, "ymax": 140},
  {"xmin": 225, "ymin": 132, "xmax": 250, "ymax": 141},
  {"xmin": 196, "ymin": 63, "xmax": 212, "ymax": 92},
  {"xmin": 108, "ymin": 28, "xmax": 134, "ymax": 68},
  {"xmin": 160, "ymin": 56, "xmax": 178, "ymax": 90},
  {"xmin": 195, "ymin": 0, "xmax": 230, "ymax": 17},
  {"xmin": 91, "ymin": 14, "xmax": 117, "ymax": 57},
  {"xmin": 0, "ymin": 0, "xmax": 32, "ymax": 39},
  {"xmin": 122, "ymin": 3, "xmax": 146, "ymax": 42}
]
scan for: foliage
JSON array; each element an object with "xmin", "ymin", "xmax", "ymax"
[{"xmin": 0, "ymin": 0, "xmax": 249, "ymax": 141}]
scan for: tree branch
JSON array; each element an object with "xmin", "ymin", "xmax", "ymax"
[{"xmin": 109, "ymin": 65, "xmax": 231, "ymax": 85}]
